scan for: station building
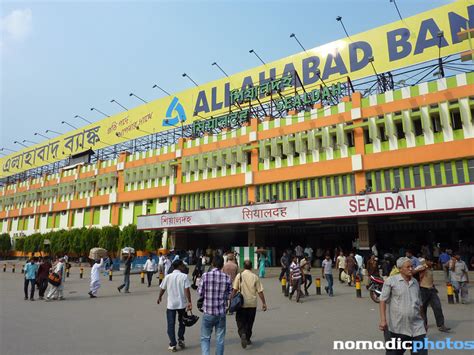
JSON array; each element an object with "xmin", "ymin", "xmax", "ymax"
[{"xmin": 1, "ymin": 1, "xmax": 473, "ymax": 258}]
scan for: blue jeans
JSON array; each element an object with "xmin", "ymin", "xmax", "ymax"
[
  {"xmin": 166, "ymin": 308, "xmax": 186, "ymax": 347},
  {"xmin": 325, "ymin": 274, "xmax": 334, "ymax": 296},
  {"xmin": 201, "ymin": 313, "xmax": 226, "ymax": 355},
  {"xmin": 119, "ymin": 273, "xmax": 130, "ymax": 291}
]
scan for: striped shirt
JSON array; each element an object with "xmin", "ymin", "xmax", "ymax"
[
  {"xmin": 290, "ymin": 262, "xmax": 302, "ymax": 280},
  {"xmin": 198, "ymin": 268, "xmax": 232, "ymax": 316}
]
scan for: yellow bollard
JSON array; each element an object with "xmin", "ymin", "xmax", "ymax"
[
  {"xmin": 80, "ymin": 267, "xmax": 84, "ymax": 279},
  {"xmin": 109, "ymin": 270, "xmax": 113, "ymax": 281},
  {"xmin": 281, "ymin": 276, "xmax": 287, "ymax": 293},
  {"xmin": 355, "ymin": 277, "xmax": 362, "ymax": 298},
  {"xmin": 447, "ymin": 282, "xmax": 454, "ymax": 304},
  {"xmin": 66, "ymin": 268, "xmax": 70, "ymax": 277},
  {"xmin": 141, "ymin": 271, "xmax": 145, "ymax": 284},
  {"xmin": 315, "ymin": 277, "xmax": 321, "ymax": 295},
  {"xmin": 3, "ymin": 264, "xmax": 6, "ymax": 272},
  {"xmin": 12, "ymin": 264, "xmax": 15, "ymax": 273}
]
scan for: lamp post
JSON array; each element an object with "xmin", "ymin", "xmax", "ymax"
[
  {"xmin": 34, "ymin": 132, "xmax": 51, "ymax": 139},
  {"xmin": 182, "ymin": 73, "xmax": 199, "ymax": 87},
  {"xmin": 61, "ymin": 121, "xmax": 78, "ymax": 130},
  {"xmin": 13, "ymin": 141, "xmax": 28, "ymax": 148},
  {"xmin": 22, "ymin": 139, "xmax": 38, "ymax": 145},
  {"xmin": 336, "ymin": 16, "xmax": 351, "ymax": 39},
  {"xmin": 110, "ymin": 99, "xmax": 128, "ymax": 110},
  {"xmin": 90, "ymin": 107, "xmax": 110, "ymax": 117},
  {"xmin": 211, "ymin": 62, "xmax": 229, "ymax": 77},
  {"xmin": 152, "ymin": 84, "xmax": 171, "ymax": 96},
  {"xmin": 249, "ymin": 49, "xmax": 266, "ymax": 65},
  {"xmin": 129, "ymin": 93, "xmax": 148, "ymax": 103},
  {"xmin": 289, "ymin": 33, "xmax": 307, "ymax": 52},
  {"xmin": 45, "ymin": 129, "xmax": 63, "ymax": 135},
  {"xmin": 74, "ymin": 115, "xmax": 92, "ymax": 124}
]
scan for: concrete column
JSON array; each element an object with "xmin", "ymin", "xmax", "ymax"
[
  {"xmin": 248, "ymin": 227, "xmax": 264, "ymax": 247},
  {"xmin": 357, "ymin": 218, "xmax": 375, "ymax": 257}
]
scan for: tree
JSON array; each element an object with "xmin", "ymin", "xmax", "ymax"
[
  {"xmin": 14, "ymin": 237, "xmax": 25, "ymax": 252},
  {"xmin": 0, "ymin": 233, "xmax": 12, "ymax": 258},
  {"xmin": 145, "ymin": 230, "xmax": 162, "ymax": 252},
  {"xmin": 119, "ymin": 224, "xmax": 147, "ymax": 251},
  {"xmin": 98, "ymin": 226, "xmax": 120, "ymax": 256},
  {"xmin": 81, "ymin": 228, "xmax": 100, "ymax": 255}
]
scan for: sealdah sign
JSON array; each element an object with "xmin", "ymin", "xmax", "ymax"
[{"xmin": 349, "ymin": 195, "xmax": 416, "ymax": 213}]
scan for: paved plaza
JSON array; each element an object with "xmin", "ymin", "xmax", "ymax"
[{"xmin": 0, "ymin": 265, "xmax": 473, "ymax": 355}]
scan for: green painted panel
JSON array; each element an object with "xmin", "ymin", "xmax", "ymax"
[
  {"xmin": 133, "ymin": 203, "xmax": 142, "ymax": 225},
  {"xmin": 93, "ymin": 209, "xmax": 100, "ymax": 225},
  {"xmin": 83, "ymin": 209, "xmax": 91, "ymax": 226}
]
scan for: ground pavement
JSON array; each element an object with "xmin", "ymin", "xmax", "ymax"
[{"xmin": 0, "ymin": 266, "xmax": 472, "ymax": 355}]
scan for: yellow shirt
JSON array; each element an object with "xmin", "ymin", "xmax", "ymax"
[
  {"xmin": 233, "ymin": 269, "xmax": 264, "ymax": 308},
  {"xmin": 389, "ymin": 266, "xmax": 400, "ymax": 276}
]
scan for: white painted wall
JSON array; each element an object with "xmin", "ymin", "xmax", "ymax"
[
  {"xmin": 74, "ymin": 210, "xmax": 84, "ymax": 228},
  {"xmin": 99, "ymin": 206, "xmax": 111, "ymax": 227},
  {"xmin": 59, "ymin": 212, "xmax": 69, "ymax": 229},
  {"xmin": 120, "ymin": 202, "xmax": 134, "ymax": 227},
  {"xmin": 39, "ymin": 215, "xmax": 48, "ymax": 233}
]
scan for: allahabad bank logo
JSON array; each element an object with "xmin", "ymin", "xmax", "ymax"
[{"xmin": 163, "ymin": 97, "xmax": 186, "ymax": 127}]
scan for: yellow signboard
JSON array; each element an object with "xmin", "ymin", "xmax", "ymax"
[{"xmin": 1, "ymin": 0, "xmax": 471, "ymax": 178}]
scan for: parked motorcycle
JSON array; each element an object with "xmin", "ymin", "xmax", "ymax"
[{"xmin": 367, "ymin": 275, "xmax": 384, "ymax": 303}]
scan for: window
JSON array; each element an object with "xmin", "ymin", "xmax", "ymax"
[
  {"xmin": 431, "ymin": 113, "xmax": 442, "ymax": 133},
  {"xmin": 379, "ymin": 126, "xmax": 387, "ymax": 142},
  {"xmin": 384, "ymin": 171, "xmax": 391, "ymax": 191},
  {"xmin": 451, "ymin": 111, "xmax": 463, "ymax": 130},
  {"xmin": 403, "ymin": 168, "xmax": 411, "ymax": 188},
  {"xmin": 375, "ymin": 171, "xmax": 382, "ymax": 191},
  {"xmin": 363, "ymin": 128, "xmax": 371, "ymax": 144},
  {"xmin": 444, "ymin": 162, "xmax": 453, "ymax": 185},
  {"xmin": 423, "ymin": 165, "xmax": 432, "ymax": 186},
  {"xmin": 395, "ymin": 122, "xmax": 405, "ymax": 139},
  {"xmin": 317, "ymin": 179, "xmax": 323, "ymax": 198},
  {"xmin": 456, "ymin": 161, "xmax": 465, "ymax": 184},
  {"xmin": 326, "ymin": 178, "xmax": 332, "ymax": 197},
  {"xmin": 394, "ymin": 168, "xmax": 401, "ymax": 189},
  {"xmin": 413, "ymin": 166, "xmax": 421, "ymax": 187},
  {"xmin": 342, "ymin": 176, "xmax": 348, "ymax": 195},
  {"xmin": 434, "ymin": 163, "xmax": 442, "ymax": 185},
  {"xmin": 347, "ymin": 132, "xmax": 355, "ymax": 147},
  {"xmin": 334, "ymin": 177, "xmax": 340, "ymax": 196},
  {"xmin": 413, "ymin": 119, "xmax": 423, "ymax": 136},
  {"xmin": 310, "ymin": 180, "xmax": 316, "ymax": 197},
  {"xmin": 468, "ymin": 159, "xmax": 474, "ymax": 182}
]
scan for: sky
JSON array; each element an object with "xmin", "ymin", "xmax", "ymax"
[{"xmin": 0, "ymin": 0, "xmax": 453, "ymax": 153}]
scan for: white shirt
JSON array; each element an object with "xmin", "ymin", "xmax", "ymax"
[
  {"xmin": 337, "ymin": 255, "xmax": 346, "ymax": 269},
  {"xmin": 90, "ymin": 259, "xmax": 104, "ymax": 282},
  {"xmin": 371, "ymin": 245, "xmax": 378, "ymax": 257},
  {"xmin": 304, "ymin": 247, "xmax": 313, "ymax": 258},
  {"xmin": 143, "ymin": 259, "xmax": 157, "ymax": 272},
  {"xmin": 355, "ymin": 254, "xmax": 363, "ymax": 269},
  {"xmin": 164, "ymin": 259, "xmax": 172, "ymax": 275},
  {"xmin": 160, "ymin": 270, "xmax": 191, "ymax": 310}
]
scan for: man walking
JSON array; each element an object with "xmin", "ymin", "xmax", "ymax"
[
  {"xmin": 143, "ymin": 254, "xmax": 157, "ymax": 287},
  {"xmin": 278, "ymin": 251, "xmax": 289, "ymax": 281},
  {"xmin": 89, "ymin": 258, "xmax": 104, "ymax": 298},
  {"xmin": 37, "ymin": 257, "xmax": 51, "ymax": 300},
  {"xmin": 289, "ymin": 255, "xmax": 303, "ymax": 302},
  {"xmin": 346, "ymin": 252, "xmax": 357, "ymax": 286},
  {"xmin": 222, "ymin": 253, "xmax": 238, "ymax": 285},
  {"xmin": 118, "ymin": 253, "xmax": 133, "ymax": 293},
  {"xmin": 23, "ymin": 258, "xmax": 38, "ymax": 301},
  {"xmin": 198, "ymin": 255, "xmax": 231, "ymax": 355},
  {"xmin": 450, "ymin": 252, "xmax": 469, "ymax": 304},
  {"xmin": 157, "ymin": 260, "xmax": 192, "ymax": 352},
  {"xmin": 379, "ymin": 257, "xmax": 427, "ymax": 355},
  {"xmin": 300, "ymin": 254, "xmax": 312, "ymax": 296},
  {"xmin": 336, "ymin": 251, "xmax": 346, "ymax": 283},
  {"xmin": 232, "ymin": 260, "xmax": 267, "ymax": 349},
  {"xmin": 322, "ymin": 254, "xmax": 334, "ymax": 297},
  {"xmin": 418, "ymin": 258, "xmax": 451, "ymax": 332}
]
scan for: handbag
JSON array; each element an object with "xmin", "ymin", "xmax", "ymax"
[
  {"xmin": 229, "ymin": 273, "xmax": 244, "ymax": 313},
  {"xmin": 48, "ymin": 272, "xmax": 61, "ymax": 287}
]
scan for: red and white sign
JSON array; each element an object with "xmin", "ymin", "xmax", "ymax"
[{"xmin": 137, "ymin": 185, "xmax": 474, "ymax": 230}]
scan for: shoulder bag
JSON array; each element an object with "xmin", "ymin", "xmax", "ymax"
[{"xmin": 229, "ymin": 272, "xmax": 244, "ymax": 313}]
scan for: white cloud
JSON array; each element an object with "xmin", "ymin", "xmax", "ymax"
[{"xmin": 1, "ymin": 8, "xmax": 33, "ymax": 42}]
